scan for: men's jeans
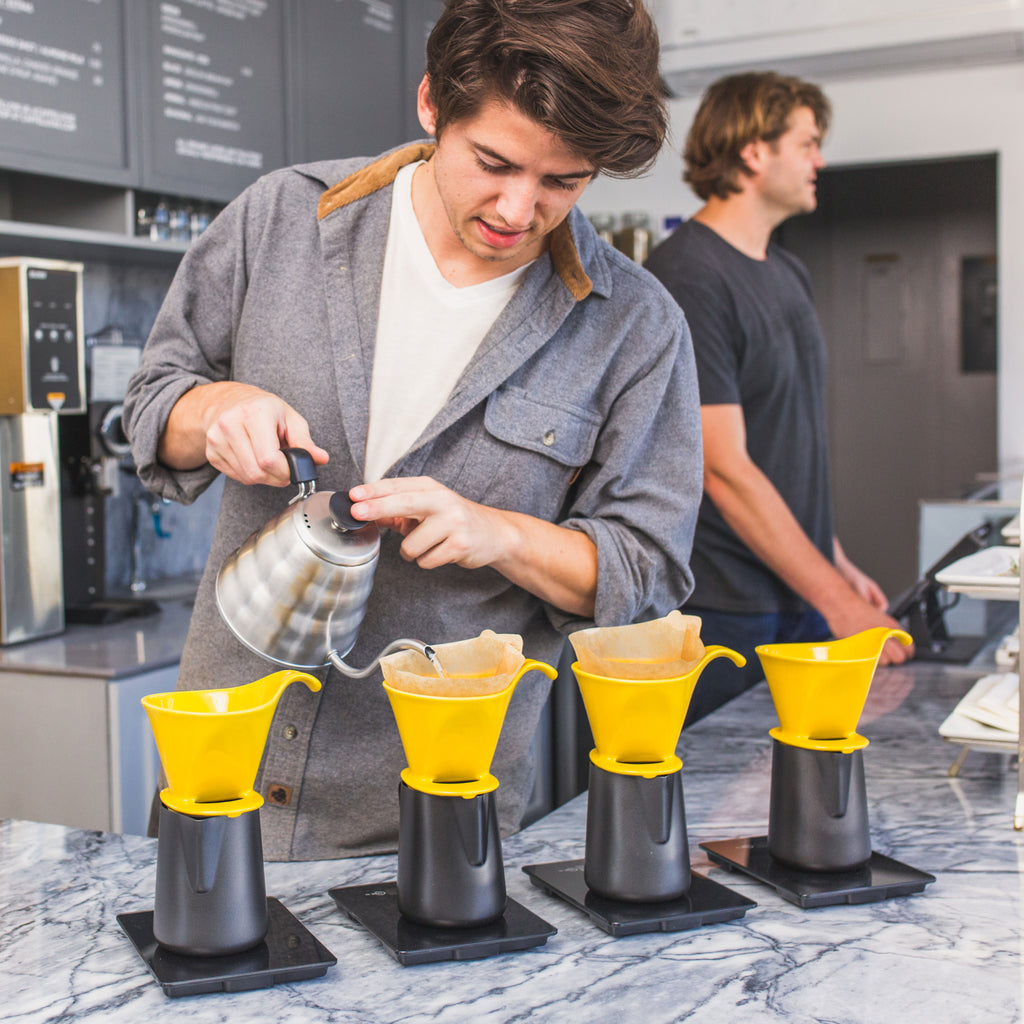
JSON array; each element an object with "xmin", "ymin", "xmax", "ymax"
[{"xmin": 682, "ymin": 606, "xmax": 831, "ymax": 727}]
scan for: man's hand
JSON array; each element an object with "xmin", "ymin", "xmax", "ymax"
[
  {"xmin": 822, "ymin": 597, "xmax": 914, "ymax": 666},
  {"xmin": 831, "ymin": 537, "xmax": 913, "ymax": 665},
  {"xmin": 159, "ymin": 381, "xmax": 329, "ymax": 485},
  {"xmin": 348, "ymin": 476, "xmax": 598, "ymax": 616},
  {"xmin": 349, "ymin": 476, "xmax": 505, "ymax": 570}
]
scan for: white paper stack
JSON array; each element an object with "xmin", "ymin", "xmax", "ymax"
[{"xmin": 940, "ymin": 673, "xmax": 1019, "ymax": 743}]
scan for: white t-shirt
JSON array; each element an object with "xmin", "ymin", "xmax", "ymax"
[{"xmin": 363, "ymin": 161, "xmax": 530, "ymax": 482}]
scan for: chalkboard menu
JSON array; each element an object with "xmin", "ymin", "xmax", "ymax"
[
  {"xmin": 135, "ymin": 0, "xmax": 288, "ymax": 203},
  {"xmin": 0, "ymin": 0, "xmax": 133, "ymax": 184},
  {"xmin": 289, "ymin": 0, "xmax": 406, "ymax": 164},
  {"xmin": 0, "ymin": 0, "xmax": 434, "ymax": 212}
]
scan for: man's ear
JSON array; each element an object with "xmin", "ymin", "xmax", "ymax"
[
  {"xmin": 738, "ymin": 139, "xmax": 764, "ymax": 177},
  {"xmin": 737, "ymin": 138, "xmax": 770, "ymax": 184},
  {"xmin": 416, "ymin": 75, "xmax": 437, "ymax": 137}
]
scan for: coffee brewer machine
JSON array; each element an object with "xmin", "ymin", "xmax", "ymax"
[
  {"xmin": 0, "ymin": 257, "xmax": 85, "ymax": 645},
  {"xmin": 524, "ymin": 641, "xmax": 756, "ymax": 936},
  {"xmin": 329, "ymin": 635, "xmax": 560, "ymax": 965},
  {"xmin": 56, "ymin": 326, "xmax": 160, "ymax": 620},
  {"xmin": 116, "ymin": 670, "xmax": 337, "ymax": 998},
  {"xmin": 702, "ymin": 627, "xmax": 936, "ymax": 908}
]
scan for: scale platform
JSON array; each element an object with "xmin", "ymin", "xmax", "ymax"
[
  {"xmin": 117, "ymin": 897, "xmax": 337, "ymax": 998},
  {"xmin": 522, "ymin": 859, "xmax": 756, "ymax": 938},
  {"xmin": 700, "ymin": 836, "xmax": 936, "ymax": 909},
  {"xmin": 328, "ymin": 881, "xmax": 556, "ymax": 966}
]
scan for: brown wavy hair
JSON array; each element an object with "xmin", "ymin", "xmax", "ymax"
[
  {"xmin": 684, "ymin": 72, "xmax": 832, "ymax": 201},
  {"xmin": 424, "ymin": 0, "xmax": 668, "ymax": 178}
]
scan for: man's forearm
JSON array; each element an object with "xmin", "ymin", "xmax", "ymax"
[
  {"xmin": 157, "ymin": 383, "xmax": 218, "ymax": 470},
  {"xmin": 487, "ymin": 509, "xmax": 598, "ymax": 618},
  {"xmin": 705, "ymin": 460, "xmax": 855, "ymax": 620}
]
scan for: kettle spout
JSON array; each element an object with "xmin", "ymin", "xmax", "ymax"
[{"xmin": 329, "ymin": 639, "xmax": 440, "ymax": 679}]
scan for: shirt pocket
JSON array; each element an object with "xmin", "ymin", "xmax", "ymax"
[{"xmin": 454, "ymin": 385, "xmax": 602, "ymax": 520}]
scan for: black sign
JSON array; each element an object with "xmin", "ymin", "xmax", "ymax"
[
  {"xmin": 0, "ymin": 0, "xmax": 131, "ymax": 182},
  {"xmin": 136, "ymin": 0, "xmax": 288, "ymax": 202},
  {"xmin": 289, "ymin": 0, "xmax": 407, "ymax": 164}
]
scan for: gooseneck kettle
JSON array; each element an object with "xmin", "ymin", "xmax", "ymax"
[{"xmin": 215, "ymin": 447, "xmax": 435, "ymax": 677}]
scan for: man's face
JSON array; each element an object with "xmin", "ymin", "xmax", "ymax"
[
  {"xmin": 755, "ymin": 106, "xmax": 826, "ymax": 218},
  {"xmin": 418, "ymin": 81, "xmax": 595, "ymax": 274}
]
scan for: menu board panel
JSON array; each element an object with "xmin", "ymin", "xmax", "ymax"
[
  {"xmin": 402, "ymin": 0, "xmax": 442, "ymax": 141},
  {"xmin": 0, "ymin": 0, "xmax": 131, "ymax": 183},
  {"xmin": 136, "ymin": 0, "xmax": 288, "ymax": 203},
  {"xmin": 289, "ymin": 0, "xmax": 406, "ymax": 164}
]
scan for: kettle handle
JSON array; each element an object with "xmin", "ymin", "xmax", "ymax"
[{"xmin": 283, "ymin": 447, "xmax": 318, "ymax": 488}]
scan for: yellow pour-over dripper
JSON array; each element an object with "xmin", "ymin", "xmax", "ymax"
[
  {"xmin": 384, "ymin": 659, "xmax": 557, "ymax": 797},
  {"xmin": 142, "ymin": 670, "xmax": 322, "ymax": 817},
  {"xmin": 574, "ymin": 646, "xmax": 746, "ymax": 778},
  {"xmin": 758, "ymin": 626, "xmax": 913, "ymax": 753}
]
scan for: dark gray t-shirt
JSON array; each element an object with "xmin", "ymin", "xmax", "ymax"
[{"xmin": 645, "ymin": 219, "xmax": 834, "ymax": 614}]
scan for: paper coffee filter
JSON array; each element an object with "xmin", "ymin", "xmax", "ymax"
[
  {"xmin": 380, "ymin": 630, "xmax": 525, "ymax": 696},
  {"xmin": 569, "ymin": 610, "xmax": 704, "ymax": 680}
]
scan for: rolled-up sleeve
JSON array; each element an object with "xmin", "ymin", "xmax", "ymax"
[
  {"xmin": 122, "ymin": 195, "xmax": 251, "ymax": 505},
  {"xmin": 553, "ymin": 312, "xmax": 703, "ymax": 631}
]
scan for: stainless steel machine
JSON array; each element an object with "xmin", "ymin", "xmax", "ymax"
[{"xmin": 0, "ymin": 257, "xmax": 85, "ymax": 645}]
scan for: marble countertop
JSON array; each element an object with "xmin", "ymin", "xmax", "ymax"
[
  {"xmin": 0, "ymin": 599, "xmax": 194, "ymax": 679},
  {"xmin": 1, "ymin": 658, "xmax": 1020, "ymax": 1022}
]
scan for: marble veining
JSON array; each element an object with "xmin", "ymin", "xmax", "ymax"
[{"xmin": 1, "ymin": 660, "xmax": 1021, "ymax": 1022}]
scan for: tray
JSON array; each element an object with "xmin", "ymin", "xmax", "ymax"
[
  {"xmin": 934, "ymin": 546, "xmax": 1019, "ymax": 590},
  {"xmin": 117, "ymin": 897, "xmax": 336, "ymax": 998}
]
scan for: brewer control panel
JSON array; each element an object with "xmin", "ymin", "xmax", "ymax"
[{"xmin": 0, "ymin": 258, "xmax": 85, "ymax": 415}]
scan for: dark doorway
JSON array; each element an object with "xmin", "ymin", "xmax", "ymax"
[{"xmin": 776, "ymin": 154, "xmax": 998, "ymax": 596}]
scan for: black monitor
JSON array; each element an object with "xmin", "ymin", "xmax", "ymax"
[{"xmin": 887, "ymin": 519, "xmax": 1009, "ymax": 663}]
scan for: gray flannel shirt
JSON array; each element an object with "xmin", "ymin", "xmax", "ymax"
[{"xmin": 123, "ymin": 143, "xmax": 702, "ymax": 861}]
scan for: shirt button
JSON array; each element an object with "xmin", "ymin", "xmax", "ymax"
[
  {"xmin": 542, "ymin": 430, "xmax": 556, "ymax": 447},
  {"xmin": 283, "ymin": 725, "xmax": 298, "ymax": 740}
]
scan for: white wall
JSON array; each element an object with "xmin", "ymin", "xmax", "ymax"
[{"xmin": 579, "ymin": 60, "xmax": 1024, "ymax": 486}]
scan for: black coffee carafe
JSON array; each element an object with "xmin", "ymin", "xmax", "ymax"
[
  {"xmin": 767, "ymin": 739, "xmax": 871, "ymax": 872},
  {"xmin": 153, "ymin": 802, "xmax": 269, "ymax": 956},
  {"xmin": 396, "ymin": 783, "xmax": 506, "ymax": 927},
  {"xmin": 584, "ymin": 763, "xmax": 690, "ymax": 902}
]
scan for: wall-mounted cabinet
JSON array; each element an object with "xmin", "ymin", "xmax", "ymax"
[{"xmin": 650, "ymin": 0, "xmax": 1024, "ymax": 96}]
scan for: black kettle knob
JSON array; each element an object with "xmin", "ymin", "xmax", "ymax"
[
  {"xmin": 329, "ymin": 491, "xmax": 363, "ymax": 532},
  {"xmin": 282, "ymin": 447, "xmax": 318, "ymax": 487}
]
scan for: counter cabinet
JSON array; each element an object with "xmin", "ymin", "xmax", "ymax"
[{"xmin": 0, "ymin": 600, "xmax": 193, "ymax": 836}]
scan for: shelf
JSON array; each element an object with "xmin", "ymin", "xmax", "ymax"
[
  {"xmin": 945, "ymin": 583, "xmax": 1020, "ymax": 602},
  {"xmin": 936, "ymin": 477, "xmax": 1024, "ymax": 829},
  {"xmin": 0, "ymin": 219, "xmax": 188, "ymax": 266}
]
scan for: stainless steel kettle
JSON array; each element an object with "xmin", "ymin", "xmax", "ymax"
[{"xmin": 215, "ymin": 448, "xmax": 434, "ymax": 678}]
